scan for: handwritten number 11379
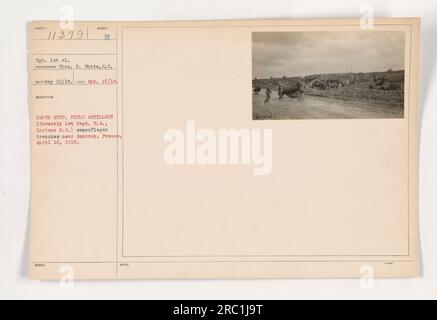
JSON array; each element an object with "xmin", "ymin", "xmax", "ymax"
[{"xmin": 47, "ymin": 30, "xmax": 85, "ymax": 40}]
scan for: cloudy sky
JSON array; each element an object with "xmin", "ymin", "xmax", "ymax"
[{"xmin": 252, "ymin": 31, "xmax": 405, "ymax": 79}]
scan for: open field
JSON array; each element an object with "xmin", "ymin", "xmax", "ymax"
[
  {"xmin": 252, "ymin": 71, "xmax": 405, "ymax": 119},
  {"xmin": 252, "ymin": 93, "xmax": 404, "ymax": 120},
  {"xmin": 304, "ymin": 84, "xmax": 404, "ymax": 109}
]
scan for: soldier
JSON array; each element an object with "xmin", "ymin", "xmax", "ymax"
[
  {"xmin": 278, "ymin": 83, "xmax": 283, "ymax": 99},
  {"xmin": 264, "ymin": 87, "xmax": 272, "ymax": 103}
]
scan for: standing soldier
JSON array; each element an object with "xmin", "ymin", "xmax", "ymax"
[
  {"xmin": 264, "ymin": 87, "xmax": 272, "ymax": 103},
  {"xmin": 278, "ymin": 83, "xmax": 283, "ymax": 100}
]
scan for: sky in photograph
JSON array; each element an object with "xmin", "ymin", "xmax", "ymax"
[{"xmin": 252, "ymin": 31, "xmax": 405, "ymax": 79}]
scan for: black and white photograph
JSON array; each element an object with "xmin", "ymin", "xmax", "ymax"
[
  {"xmin": 1, "ymin": 0, "xmax": 436, "ymax": 302},
  {"xmin": 252, "ymin": 31, "xmax": 406, "ymax": 120}
]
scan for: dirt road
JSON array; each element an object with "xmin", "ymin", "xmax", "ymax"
[{"xmin": 252, "ymin": 94, "xmax": 404, "ymax": 120}]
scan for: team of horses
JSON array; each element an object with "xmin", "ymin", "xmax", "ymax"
[{"xmin": 253, "ymin": 72, "xmax": 404, "ymax": 100}]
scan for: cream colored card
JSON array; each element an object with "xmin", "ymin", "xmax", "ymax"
[{"xmin": 28, "ymin": 18, "xmax": 420, "ymax": 280}]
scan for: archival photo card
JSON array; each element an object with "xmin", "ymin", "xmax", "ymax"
[
  {"xmin": 28, "ymin": 19, "xmax": 420, "ymax": 280},
  {"xmin": 252, "ymin": 31, "xmax": 406, "ymax": 120}
]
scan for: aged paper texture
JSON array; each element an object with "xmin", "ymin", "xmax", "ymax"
[{"xmin": 28, "ymin": 18, "xmax": 420, "ymax": 279}]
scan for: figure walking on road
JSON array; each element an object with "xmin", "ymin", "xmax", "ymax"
[
  {"xmin": 278, "ymin": 83, "xmax": 283, "ymax": 99},
  {"xmin": 264, "ymin": 87, "xmax": 272, "ymax": 103}
]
